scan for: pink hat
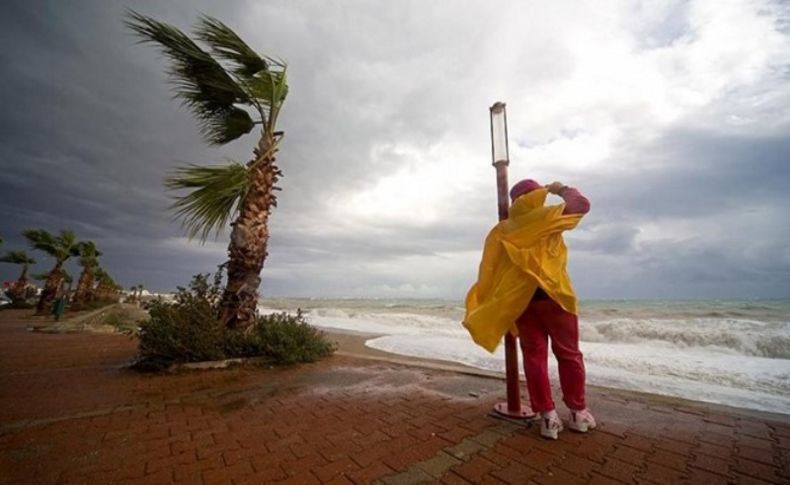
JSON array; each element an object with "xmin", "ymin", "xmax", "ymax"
[{"xmin": 509, "ymin": 179, "xmax": 542, "ymax": 200}]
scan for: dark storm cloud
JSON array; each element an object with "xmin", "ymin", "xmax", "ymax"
[
  {"xmin": 585, "ymin": 130, "xmax": 790, "ymax": 219},
  {"xmin": 0, "ymin": 0, "xmax": 236, "ymax": 289},
  {"xmin": 1, "ymin": 0, "xmax": 789, "ymax": 299}
]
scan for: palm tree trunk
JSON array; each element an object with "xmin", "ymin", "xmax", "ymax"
[
  {"xmin": 72, "ymin": 268, "xmax": 93, "ymax": 308},
  {"xmin": 219, "ymin": 133, "xmax": 279, "ymax": 330},
  {"xmin": 36, "ymin": 263, "xmax": 63, "ymax": 315},
  {"xmin": 8, "ymin": 265, "xmax": 28, "ymax": 303}
]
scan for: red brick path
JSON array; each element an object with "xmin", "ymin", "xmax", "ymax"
[{"xmin": 1, "ymin": 309, "xmax": 789, "ymax": 484}]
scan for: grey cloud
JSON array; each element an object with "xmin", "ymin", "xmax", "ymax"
[{"xmin": 2, "ymin": 0, "xmax": 789, "ymax": 300}]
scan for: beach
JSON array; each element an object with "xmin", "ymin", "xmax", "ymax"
[{"xmin": 2, "ymin": 307, "xmax": 790, "ymax": 483}]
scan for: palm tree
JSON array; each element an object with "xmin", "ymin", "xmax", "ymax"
[
  {"xmin": 72, "ymin": 241, "xmax": 101, "ymax": 308},
  {"xmin": 94, "ymin": 268, "xmax": 121, "ymax": 303},
  {"xmin": 127, "ymin": 12, "xmax": 289, "ymax": 330},
  {"xmin": 0, "ymin": 250, "xmax": 36, "ymax": 303},
  {"xmin": 127, "ymin": 284, "xmax": 139, "ymax": 303},
  {"xmin": 23, "ymin": 229, "xmax": 80, "ymax": 314}
]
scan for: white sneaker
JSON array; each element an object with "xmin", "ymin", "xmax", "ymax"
[
  {"xmin": 540, "ymin": 410, "xmax": 563, "ymax": 440},
  {"xmin": 568, "ymin": 409, "xmax": 596, "ymax": 433}
]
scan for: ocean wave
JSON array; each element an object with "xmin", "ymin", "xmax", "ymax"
[{"xmin": 581, "ymin": 318, "xmax": 790, "ymax": 359}]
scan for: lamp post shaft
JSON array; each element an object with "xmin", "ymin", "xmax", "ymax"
[
  {"xmin": 494, "ymin": 161, "xmax": 522, "ymax": 413},
  {"xmin": 489, "ymin": 102, "xmax": 533, "ymax": 420}
]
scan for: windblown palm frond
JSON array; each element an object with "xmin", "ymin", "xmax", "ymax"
[
  {"xmin": 32, "ymin": 269, "xmax": 71, "ymax": 282},
  {"xmin": 195, "ymin": 16, "xmax": 270, "ymax": 77},
  {"xmin": 93, "ymin": 267, "xmax": 109, "ymax": 282},
  {"xmin": 165, "ymin": 162, "xmax": 251, "ymax": 242},
  {"xmin": 248, "ymin": 69, "xmax": 288, "ymax": 120},
  {"xmin": 31, "ymin": 272, "xmax": 49, "ymax": 282},
  {"xmin": 76, "ymin": 241, "xmax": 101, "ymax": 268},
  {"xmin": 125, "ymin": 10, "xmax": 255, "ymax": 145},
  {"xmin": 23, "ymin": 229, "xmax": 79, "ymax": 263},
  {"xmin": 0, "ymin": 251, "xmax": 35, "ymax": 266},
  {"xmin": 94, "ymin": 268, "xmax": 118, "ymax": 288},
  {"xmin": 23, "ymin": 230, "xmax": 57, "ymax": 254}
]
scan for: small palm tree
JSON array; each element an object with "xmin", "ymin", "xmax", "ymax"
[
  {"xmin": 127, "ymin": 12, "xmax": 289, "ymax": 330},
  {"xmin": 0, "ymin": 250, "xmax": 36, "ymax": 303},
  {"xmin": 72, "ymin": 241, "xmax": 101, "ymax": 308},
  {"xmin": 94, "ymin": 268, "xmax": 121, "ymax": 303},
  {"xmin": 23, "ymin": 229, "xmax": 80, "ymax": 314},
  {"xmin": 127, "ymin": 284, "xmax": 140, "ymax": 303}
]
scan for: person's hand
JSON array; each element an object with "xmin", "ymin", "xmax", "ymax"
[{"xmin": 545, "ymin": 181, "xmax": 566, "ymax": 194}]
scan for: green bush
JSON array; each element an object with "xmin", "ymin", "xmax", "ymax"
[{"xmin": 133, "ymin": 273, "xmax": 335, "ymax": 371}]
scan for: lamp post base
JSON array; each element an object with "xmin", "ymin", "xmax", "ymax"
[{"xmin": 492, "ymin": 402, "xmax": 536, "ymax": 420}]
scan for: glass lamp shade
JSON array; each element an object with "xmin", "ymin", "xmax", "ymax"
[{"xmin": 490, "ymin": 102, "xmax": 508, "ymax": 165}]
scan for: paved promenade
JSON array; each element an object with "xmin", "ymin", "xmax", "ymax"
[{"xmin": 1, "ymin": 309, "xmax": 788, "ymax": 484}]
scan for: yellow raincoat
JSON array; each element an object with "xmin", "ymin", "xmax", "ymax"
[{"xmin": 463, "ymin": 188, "xmax": 583, "ymax": 352}]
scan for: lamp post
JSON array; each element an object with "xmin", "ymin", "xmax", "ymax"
[{"xmin": 489, "ymin": 102, "xmax": 532, "ymax": 419}]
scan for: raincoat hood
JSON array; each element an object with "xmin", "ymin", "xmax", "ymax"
[{"xmin": 463, "ymin": 188, "xmax": 583, "ymax": 352}]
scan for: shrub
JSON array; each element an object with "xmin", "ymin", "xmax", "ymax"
[
  {"xmin": 133, "ymin": 273, "xmax": 335, "ymax": 371},
  {"xmin": 226, "ymin": 310, "xmax": 336, "ymax": 365}
]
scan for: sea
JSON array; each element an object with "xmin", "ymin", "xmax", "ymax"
[{"xmin": 259, "ymin": 298, "xmax": 790, "ymax": 415}]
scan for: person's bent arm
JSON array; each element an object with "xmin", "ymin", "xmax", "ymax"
[
  {"xmin": 559, "ymin": 187, "xmax": 590, "ymax": 215},
  {"xmin": 546, "ymin": 181, "xmax": 590, "ymax": 215}
]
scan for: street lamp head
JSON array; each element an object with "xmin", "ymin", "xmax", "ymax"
[{"xmin": 489, "ymin": 102, "xmax": 509, "ymax": 166}]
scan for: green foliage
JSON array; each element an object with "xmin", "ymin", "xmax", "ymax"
[
  {"xmin": 126, "ymin": 11, "xmax": 290, "ymax": 244},
  {"xmin": 76, "ymin": 241, "xmax": 101, "ymax": 269},
  {"xmin": 165, "ymin": 162, "xmax": 250, "ymax": 241},
  {"xmin": 134, "ymin": 273, "xmax": 335, "ymax": 371},
  {"xmin": 31, "ymin": 272, "xmax": 49, "ymax": 281},
  {"xmin": 195, "ymin": 16, "xmax": 269, "ymax": 76},
  {"xmin": 241, "ymin": 310, "xmax": 335, "ymax": 365},
  {"xmin": 0, "ymin": 250, "xmax": 35, "ymax": 266},
  {"xmin": 23, "ymin": 229, "xmax": 79, "ymax": 264},
  {"xmin": 32, "ymin": 269, "xmax": 72, "ymax": 284},
  {"xmin": 94, "ymin": 267, "xmax": 120, "ymax": 290},
  {"xmin": 125, "ymin": 11, "xmax": 254, "ymax": 145}
]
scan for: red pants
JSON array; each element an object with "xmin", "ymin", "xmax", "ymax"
[{"xmin": 516, "ymin": 297, "xmax": 586, "ymax": 412}]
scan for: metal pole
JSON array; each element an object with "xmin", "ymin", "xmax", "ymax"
[{"xmin": 490, "ymin": 102, "xmax": 532, "ymax": 420}]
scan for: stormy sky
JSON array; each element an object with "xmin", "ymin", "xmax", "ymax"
[{"xmin": 1, "ymin": 0, "xmax": 789, "ymax": 300}]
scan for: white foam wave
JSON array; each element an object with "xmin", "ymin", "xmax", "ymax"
[{"xmin": 581, "ymin": 318, "xmax": 790, "ymax": 358}]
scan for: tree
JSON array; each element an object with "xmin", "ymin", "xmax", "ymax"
[
  {"xmin": 94, "ymin": 268, "xmax": 121, "ymax": 303},
  {"xmin": 0, "ymin": 250, "xmax": 36, "ymax": 303},
  {"xmin": 72, "ymin": 241, "xmax": 101, "ymax": 308},
  {"xmin": 127, "ymin": 284, "xmax": 141, "ymax": 304},
  {"xmin": 127, "ymin": 12, "xmax": 289, "ymax": 330},
  {"xmin": 23, "ymin": 229, "xmax": 80, "ymax": 314}
]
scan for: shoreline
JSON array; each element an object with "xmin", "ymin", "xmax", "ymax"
[{"xmin": 320, "ymin": 327, "xmax": 790, "ymax": 425}]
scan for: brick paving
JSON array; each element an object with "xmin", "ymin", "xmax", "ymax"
[{"xmin": 1, "ymin": 309, "xmax": 789, "ymax": 484}]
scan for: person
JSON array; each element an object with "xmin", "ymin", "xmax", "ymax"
[
  {"xmin": 463, "ymin": 178, "xmax": 593, "ymax": 440},
  {"xmin": 51, "ymin": 282, "xmax": 67, "ymax": 322}
]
